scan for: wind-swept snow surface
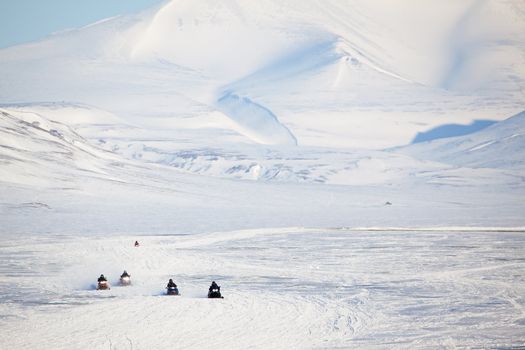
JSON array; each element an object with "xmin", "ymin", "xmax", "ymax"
[
  {"xmin": 0, "ymin": 229, "xmax": 524, "ymax": 349},
  {"xmin": 1, "ymin": 1, "xmax": 525, "ymax": 348}
]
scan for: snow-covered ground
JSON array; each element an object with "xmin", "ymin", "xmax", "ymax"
[
  {"xmin": 1, "ymin": 0, "xmax": 525, "ymax": 348},
  {"xmin": 0, "ymin": 228, "xmax": 524, "ymax": 349}
]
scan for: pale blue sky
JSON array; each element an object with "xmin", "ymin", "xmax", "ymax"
[{"xmin": 0, "ymin": 0, "xmax": 164, "ymax": 49}]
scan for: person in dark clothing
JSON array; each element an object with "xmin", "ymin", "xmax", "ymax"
[
  {"xmin": 121, "ymin": 270, "xmax": 130, "ymax": 278},
  {"xmin": 209, "ymin": 281, "xmax": 220, "ymax": 291},
  {"xmin": 98, "ymin": 274, "xmax": 107, "ymax": 282},
  {"xmin": 134, "ymin": 241, "xmax": 139, "ymax": 247},
  {"xmin": 167, "ymin": 279, "xmax": 177, "ymax": 289}
]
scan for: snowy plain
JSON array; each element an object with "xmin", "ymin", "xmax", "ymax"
[
  {"xmin": 1, "ymin": 0, "xmax": 525, "ymax": 348},
  {"xmin": 0, "ymin": 229, "xmax": 524, "ymax": 349}
]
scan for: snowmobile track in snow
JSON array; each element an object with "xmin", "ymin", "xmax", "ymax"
[{"xmin": 0, "ymin": 228, "xmax": 524, "ymax": 349}]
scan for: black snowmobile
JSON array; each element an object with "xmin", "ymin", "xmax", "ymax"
[
  {"xmin": 207, "ymin": 282, "xmax": 223, "ymax": 299},
  {"xmin": 166, "ymin": 286, "xmax": 180, "ymax": 295},
  {"xmin": 166, "ymin": 279, "xmax": 179, "ymax": 295}
]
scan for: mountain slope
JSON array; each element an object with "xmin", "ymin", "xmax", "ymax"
[
  {"xmin": 400, "ymin": 110, "xmax": 525, "ymax": 170},
  {"xmin": 0, "ymin": 0, "xmax": 524, "ymax": 234},
  {"xmin": 0, "ymin": 107, "xmax": 123, "ymax": 187},
  {"xmin": 1, "ymin": 3, "xmax": 525, "ymax": 349},
  {"xmin": 1, "ymin": 0, "xmax": 524, "ymax": 149}
]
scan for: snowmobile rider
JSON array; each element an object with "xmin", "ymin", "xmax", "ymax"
[
  {"xmin": 209, "ymin": 281, "xmax": 220, "ymax": 291},
  {"xmin": 120, "ymin": 270, "xmax": 130, "ymax": 278},
  {"xmin": 167, "ymin": 279, "xmax": 177, "ymax": 288},
  {"xmin": 98, "ymin": 274, "xmax": 107, "ymax": 282}
]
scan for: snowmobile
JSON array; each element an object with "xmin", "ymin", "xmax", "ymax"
[
  {"xmin": 166, "ymin": 286, "xmax": 180, "ymax": 296},
  {"xmin": 207, "ymin": 287, "xmax": 223, "ymax": 299},
  {"xmin": 97, "ymin": 280, "xmax": 110, "ymax": 290},
  {"xmin": 119, "ymin": 276, "xmax": 131, "ymax": 286}
]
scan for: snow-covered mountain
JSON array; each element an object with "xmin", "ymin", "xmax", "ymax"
[
  {"xmin": 400, "ymin": 110, "xmax": 525, "ymax": 170},
  {"xmin": 1, "ymin": 0, "xmax": 524, "ymax": 149},
  {"xmin": 1, "ymin": 2, "xmax": 525, "ymax": 349},
  {"xmin": 0, "ymin": 106, "xmax": 127, "ymax": 186},
  {"xmin": 1, "ymin": 0, "xmax": 524, "ymax": 216}
]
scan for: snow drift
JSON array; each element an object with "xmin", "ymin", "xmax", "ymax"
[{"xmin": 216, "ymin": 92, "xmax": 297, "ymax": 146}]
